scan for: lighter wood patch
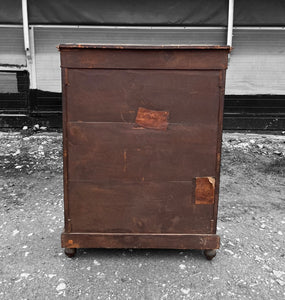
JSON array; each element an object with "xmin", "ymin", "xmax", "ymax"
[
  {"xmin": 195, "ymin": 177, "xmax": 215, "ymax": 205},
  {"xmin": 135, "ymin": 107, "xmax": 169, "ymax": 130}
]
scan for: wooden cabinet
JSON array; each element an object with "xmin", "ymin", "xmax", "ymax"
[{"xmin": 59, "ymin": 44, "xmax": 230, "ymax": 259}]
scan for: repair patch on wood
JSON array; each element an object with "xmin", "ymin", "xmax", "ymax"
[
  {"xmin": 135, "ymin": 107, "xmax": 169, "ymax": 130},
  {"xmin": 195, "ymin": 177, "xmax": 215, "ymax": 205}
]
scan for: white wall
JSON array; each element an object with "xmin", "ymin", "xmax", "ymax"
[
  {"xmin": 33, "ymin": 27, "xmax": 226, "ymax": 93},
  {"xmin": 226, "ymin": 29, "xmax": 285, "ymax": 94},
  {"xmin": 0, "ymin": 27, "xmax": 26, "ymax": 66},
  {"xmin": 1, "ymin": 27, "xmax": 285, "ymax": 95}
]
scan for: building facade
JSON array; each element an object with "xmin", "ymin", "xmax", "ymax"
[{"xmin": 0, "ymin": 0, "xmax": 285, "ymax": 129}]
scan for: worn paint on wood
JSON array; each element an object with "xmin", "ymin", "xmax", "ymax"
[
  {"xmin": 67, "ymin": 122, "xmax": 217, "ymax": 182},
  {"xmin": 195, "ymin": 177, "xmax": 215, "ymax": 205},
  {"xmin": 60, "ymin": 48, "xmax": 229, "ymax": 70},
  {"xmin": 61, "ymin": 233, "xmax": 220, "ymax": 250},
  {"xmin": 66, "ymin": 69, "xmax": 220, "ymax": 124},
  {"xmin": 68, "ymin": 181, "xmax": 213, "ymax": 234},
  {"xmin": 60, "ymin": 44, "xmax": 230, "ymax": 251}
]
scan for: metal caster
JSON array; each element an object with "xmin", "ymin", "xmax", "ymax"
[
  {"xmin": 64, "ymin": 248, "xmax": 76, "ymax": 258},
  {"xmin": 204, "ymin": 249, "xmax": 217, "ymax": 260}
]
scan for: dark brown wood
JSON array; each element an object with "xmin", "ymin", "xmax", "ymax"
[
  {"xmin": 60, "ymin": 48, "xmax": 229, "ymax": 70},
  {"xmin": 66, "ymin": 69, "xmax": 221, "ymax": 124},
  {"xmin": 60, "ymin": 44, "xmax": 230, "ymax": 256},
  {"xmin": 58, "ymin": 44, "xmax": 231, "ymax": 50},
  {"xmin": 204, "ymin": 249, "xmax": 217, "ymax": 260},
  {"xmin": 64, "ymin": 247, "xmax": 76, "ymax": 258},
  {"xmin": 212, "ymin": 70, "xmax": 227, "ymax": 233},
  {"xmin": 67, "ymin": 122, "xmax": 217, "ymax": 182},
  {"xmin": 62, "ymin": 67, "xmax": 70, "ymax": 233},
  {"xmin": 68, "ymin": 181, "xmax": 213, "ymax": 234},
  {"xmin": 62, "ymin": 233, "xmax": 220, "ymax": 250}
]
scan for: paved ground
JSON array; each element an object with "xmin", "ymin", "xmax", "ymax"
[{"xmin": 0, "ymin": 131, "xmax": 285, "ymax": 299}]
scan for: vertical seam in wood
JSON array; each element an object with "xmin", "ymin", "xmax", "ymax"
[
  {"xmin": 62, "ymin": 67, "xmax": 70, "ymax": 231},
  {"xmin": 213, "ymin": 70, "xmax": 225, "ymax": 233},
  {"xmin": 210, "ymin": 219, "xmax": 215, "ymax": 232},
  {"xmin": 67, "ymin": 218, "xmax": 72, "ymax": 232},
  {"xmin": 64, "ymin": 68, "xmax": 69, "ymax": 86},
  {"xmin": 192, "ymin": 177, "xmax": 196, "ymax": 205}
]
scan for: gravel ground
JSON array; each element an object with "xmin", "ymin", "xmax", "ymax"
[{"xmin": 0, "ymin": 130, "xmax": 285, "ymax": 300}]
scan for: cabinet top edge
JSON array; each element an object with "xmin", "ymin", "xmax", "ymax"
[{"xmin": 58, "ymin": 44, "xmax": 231, "ymax": 51}]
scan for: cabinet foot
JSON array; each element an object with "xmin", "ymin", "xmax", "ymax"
[
  {"xmin": 204, "ymin": 249, "xmax": 217, "ymax": 260},
  {"xmin": 64, "ymin": 248, "xmax": 76, "ymax": 258}
]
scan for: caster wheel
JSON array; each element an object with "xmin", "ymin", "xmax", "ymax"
[
  {"xmin": 64, "ymin": 248, "xmax": 76, "ymax": 258},
  {"xmin": 204, "ymin": 249, "xmax": 217, "ymax": 260}
]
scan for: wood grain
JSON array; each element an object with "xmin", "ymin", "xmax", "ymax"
[
  {"xmin": 60, "ymin": 45, "xmax": 230, "ymax": 251},
  {"xmin": 66, "ymin": 69, "xmax": 220, "ymax": 124},
  {"xmin": 67, "ymin": 122, "xmax": 217, "ymax": 182},
  {"xmin": 60, "ymin": 48, "xmax": 229, "ymax": 70},
  {"xmin": 68, "ymin": 181, "xmax": 213, "ymax": 234},
  {"xmin": 195, "ymin": 177, "xmax": 215, "ymax": 205},
  {"xmin": 135, "ymin": 107, "xmax": 169, "ymax": 130},
  {"xmin": 62, "ymin": 233, "xmax": 220, "ymax": 250}
]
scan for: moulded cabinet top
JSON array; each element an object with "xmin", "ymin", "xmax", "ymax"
[
  {"xmin": 58, "ymin": 43, "xmax": 231, "ymax": 51},
  {"xmin": 59, "ymin": 44, "xmax": 230, "ymax": 70}
]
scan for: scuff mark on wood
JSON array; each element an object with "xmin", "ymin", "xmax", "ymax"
[
  {"xmin": 208, "ymin": 177, "xmax": 215, "ymax": 187},
  {"xmin": 67, "ymin": 218, "xmax": 72, "ymax": 232},
  {"xmin": 120, "ymin": 112, "xmax": 126, "ymax": 122},
  {"xmin": 135, "ymin": 107, "xmax": 169, "ymax": 130},
  {"xmin": 66, "ymin": 239, "xmax": 80, "ymax": 248},
  {"xmin": 123, "ymin": 149, "xmax": 127, "ymax": 172}
]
